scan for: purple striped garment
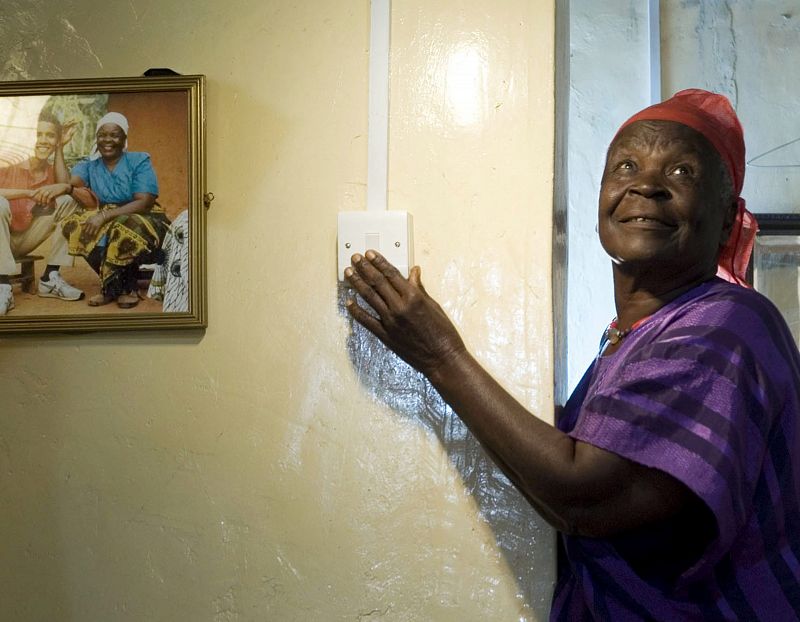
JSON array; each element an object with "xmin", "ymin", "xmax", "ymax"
[{"xmin": 552, "ymin": 278, "xmax": 800, "ymax": 621}]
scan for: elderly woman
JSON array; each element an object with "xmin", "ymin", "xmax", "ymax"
[
  {"xmin": 345, "ymin": 90, "xmax": 800, "ymax": 619},
  {"xmin": 60, "ymin": 112, "xmax": 169, "ymax": 309}
]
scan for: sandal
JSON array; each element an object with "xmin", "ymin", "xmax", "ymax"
[
  {"xmin": 116, "ymin": 293, "xmax": 139, "ymax": 309},
  {"xmin": 88, "ymin": 293, "xmax": 114, "ymax": 306}
]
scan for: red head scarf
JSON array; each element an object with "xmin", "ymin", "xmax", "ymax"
[{"xmin": 616, "ymin": 89, "xmax": 758, "ymax": 287}]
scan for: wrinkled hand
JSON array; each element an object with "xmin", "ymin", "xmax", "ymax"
[
  {"xmin": 30, "ymin": 183, "xmax": 70, "ymax": 204},
  {"xmin": 81, "ymin": 212, "xmax": 107, "ymax": 238},
  {"xmin": 345, "ymin": 250, "xmax": 466, "ymax": 377}
]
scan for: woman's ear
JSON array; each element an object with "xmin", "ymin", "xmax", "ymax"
[{"xmin": 719, "ymin": 200, "xmax": 739, "ymax": 246}]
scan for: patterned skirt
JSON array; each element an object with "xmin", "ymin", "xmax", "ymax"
[{"xmin": 62, "ymin": 205, "xmax": 170, "ymax": 298}]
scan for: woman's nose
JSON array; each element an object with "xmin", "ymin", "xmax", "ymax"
[{"xmin": 628, "ymin": 170, "xmax": 671, "ymax": 200}]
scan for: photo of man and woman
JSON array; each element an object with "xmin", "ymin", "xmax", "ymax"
[{"xmin": 0, "ymin": 86, "xmax": 194, "ymax": 324}]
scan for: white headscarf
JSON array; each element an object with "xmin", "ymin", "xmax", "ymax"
[{"xmin": 89, "ymin": 112, "xmax": 130, "ymax": 160}]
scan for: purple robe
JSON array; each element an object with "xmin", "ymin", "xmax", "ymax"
[{"xmin": 552, "ymin": 278, "xmax": 800, "ymax": 621}]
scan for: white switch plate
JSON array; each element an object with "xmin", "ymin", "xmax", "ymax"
[{"xmin": 337, "ymin": 211, "xmax": 414, "ymax": 280}]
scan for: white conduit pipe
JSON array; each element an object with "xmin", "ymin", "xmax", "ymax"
[{"xmin": 367, "ymin": 0, "xmax": 391, "ymax": 211}]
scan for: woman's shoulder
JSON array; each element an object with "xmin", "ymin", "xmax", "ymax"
[
  {"xmin": 121, "ymin": 151, "xmax": 153, "ymax": 165},
  {"xmin": 658, "ymin": 278, "xmax": 778, "ymax": 325},
  {"xmin": 656, "ymin": 278, "xmax": 798, "ymax": 363},
  {"xmin": 684, "ymin": 278, "xmax": 784, "ymax": 327}
]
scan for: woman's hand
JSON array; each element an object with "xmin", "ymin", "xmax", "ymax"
[
  {"xmin": 81, "ymin": 211, "xmax": 108, "ymax": 237},
  {"xmin": 345, "ymin": 250, "xmax": 466, "ymax": 378},
  {"xmin": 30, "ymin": 183, "xmax": 71, "ymax": 204}
]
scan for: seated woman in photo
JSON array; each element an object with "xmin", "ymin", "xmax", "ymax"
[{"xmin": 60, "ymin": 112, "xmax": 169, "ymax": 309}]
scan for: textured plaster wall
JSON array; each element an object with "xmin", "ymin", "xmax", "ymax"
[
  {"xmin": 0, "ymin": 1, "xmax": 555, "ymax": 620},
  {"xmin": 661, "ymin": 0, "xmax": 800, "ymax": 214}
]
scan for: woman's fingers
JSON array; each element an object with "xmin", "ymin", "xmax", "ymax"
[
  {"xmin": 345, "ymin": 251, "xmax": 427, "ymax": 324},
  {"xmin": 350, "ymin": 251, "xmax": 405, "ymax": 310},
  {"xmin": 344, "ymin": 251, "xmax": 412, "ymax": 340},
  {"xmin": 82, "ymin": 216, "xmax": 103, "ymax": 237},
  {"xmin": 345, "ymin": 262, "xmax": 391, "ymax": 320},
  {"xmin": 408, "ymin": 265, "xmax": 427, "ymax": 293},
  {"xmin": 364, "ymin": 250, "xmax": 412, "ymax": 295},
  {"xmin": 345, "ymin": 298, "xmax": 389, "ymax": 341}
]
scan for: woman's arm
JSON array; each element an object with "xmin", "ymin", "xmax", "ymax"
[
  {"xmin": 80, "ymin": 192, "xmax": 156, "ymax": 237},
  {"xmin": 101, "ymin": 192, "xmax": 156, "ymax": 218},
  {"xmin": 426, "ymin": 345, "xmax": 697, "ymax": 536},
  {"xmin": 345, "ymin": 251, "xmax": 699, "ymax": 537}
]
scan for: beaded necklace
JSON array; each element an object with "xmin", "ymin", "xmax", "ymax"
[{"xmin": 600, "ymin": 315, "xmax": 652, "ymax": 352}]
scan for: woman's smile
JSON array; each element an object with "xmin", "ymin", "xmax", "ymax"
[
  {"xmin": 617, "ymin": 212, "xmax": 676, "ymax": 229},
  {"xmin": 618, "ymin": 220, "xmax": 676, "ymax": 235}
]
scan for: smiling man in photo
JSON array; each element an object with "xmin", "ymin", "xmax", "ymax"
[{"xmin": 0, "ymin": 111, "xmax": 85, "ymax": 314}]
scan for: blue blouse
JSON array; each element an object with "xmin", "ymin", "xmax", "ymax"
[{"xmin": 72, "ymin": 152, "xmax": 159, "ymax": 205}]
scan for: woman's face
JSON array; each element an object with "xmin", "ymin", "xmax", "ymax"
[
  {"xmin": 598, "ymin": 120, "xmax": 734, "ymax": 282},
  {"xmin": 96, "ymin": 123, "xmax": 126, "ymax": 160}
]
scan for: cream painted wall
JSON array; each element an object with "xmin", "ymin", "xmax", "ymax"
[{"xmin": 0, "ymin": 1, "xmax": 555, "ymax": 620}]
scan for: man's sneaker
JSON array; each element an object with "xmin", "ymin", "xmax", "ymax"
[
  {"xmin": 0, "ymin": 283, "xmax": 14, "ymax": 315},
  {"xmin": 38, "ymin": 272, "xmax": 84, "ymax": 301}
]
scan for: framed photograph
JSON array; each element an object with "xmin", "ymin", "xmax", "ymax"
[
  {"xmin": 750, "ymin": 214, "xmax": 800, "ymax": 346},
  {"xmin": 0, "ymin": 74, "xmax": 206, "ymax": 333}
]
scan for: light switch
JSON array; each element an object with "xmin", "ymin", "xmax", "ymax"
[{"xmin": 337, "ymin": 211, "xmax": 414, "ymax": 280}]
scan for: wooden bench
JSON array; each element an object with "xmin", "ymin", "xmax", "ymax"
[{"xmin": 9, "ymin": 255, "xmax": 43, "ymax": 294}]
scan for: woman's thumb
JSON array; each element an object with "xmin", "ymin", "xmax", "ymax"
[{"xmin": 410, "ymin": 265, "xmax": 424, "ymax": 289}]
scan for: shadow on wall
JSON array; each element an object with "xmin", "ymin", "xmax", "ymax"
[{"xmin": 338, "ymin": 283, "xmax": 554, "ymax": 615}]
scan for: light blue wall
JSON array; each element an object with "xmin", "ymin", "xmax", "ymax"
[{"xmin": 566, "ymin": 1, "xmax": 653, "ymax": 390}]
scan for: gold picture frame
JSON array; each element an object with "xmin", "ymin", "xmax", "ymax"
[{"xmin": 0, "ymin": 74, "xmax": 206, "ymax": 333}]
